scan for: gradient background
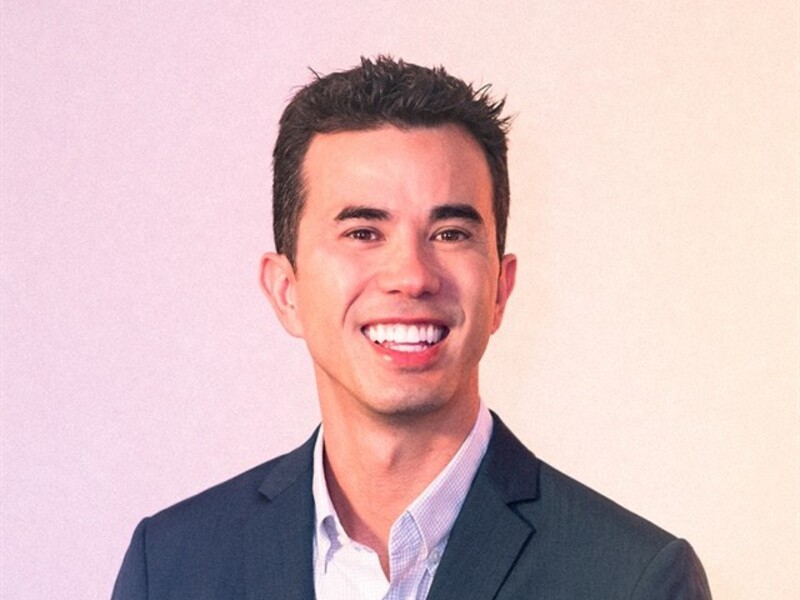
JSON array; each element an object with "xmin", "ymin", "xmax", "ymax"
[{"xmin": 2, "ymin": 2, "xmax": 798, "ymax": 598}]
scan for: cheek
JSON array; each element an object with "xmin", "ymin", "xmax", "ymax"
[
  {"xmin": 475, "ymin": 273, "xmax": 504, "ymax": 331},
  {"xmin": 455, "ymin": 271, "xmax": 498, "ymax": 322},
  {"xmin": 295, "ymin": 252, "xmax": 368, "ymax": 325}
]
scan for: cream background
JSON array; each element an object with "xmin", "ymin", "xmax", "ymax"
[{"xmin": 1, "ymin": 2, "xmax": 797, "ymax": 598}]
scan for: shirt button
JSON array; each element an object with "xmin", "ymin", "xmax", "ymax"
[{"xmin": 429, "ymin": 549, "xmax": 441, "ymax": 565}]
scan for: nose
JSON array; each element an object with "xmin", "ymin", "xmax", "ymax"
[{"xmin": 377, "ymin": 236, "xmax": 441, "ymax": 297}]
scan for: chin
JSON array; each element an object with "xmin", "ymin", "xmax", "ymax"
[{"xmin": 362, "ymin": 388, "xmax": 455, "ymax": 421}]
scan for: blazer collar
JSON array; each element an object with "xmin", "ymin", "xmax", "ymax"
[
  {"xmin": 481, "ymin": 412, "xmax": 541, "ymax": 503},
  {"xmin": 244, "ymin": 430, "xmax": 318, "ymax": 600},
  {"xmin": 427, "ymin": 413, "xmax": 541, "ymax": 600}
]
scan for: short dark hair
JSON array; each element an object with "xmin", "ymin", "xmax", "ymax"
[{"xmin": 272, "ymin": 55, "xmax": 512, "ymax": 267}]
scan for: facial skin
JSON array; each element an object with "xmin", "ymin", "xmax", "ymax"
[{"xmin": 262, "ymin": 124, "xmax": 516, "ymax": 428}]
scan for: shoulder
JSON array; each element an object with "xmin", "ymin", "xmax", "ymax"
[
  {"xmin": 142, "ymin": 432, "xmax": 316, "ymax": 543},
  {"xmin": 487, "ymin": 414, "xmax": 675, "ymax": 551},
  {"xmin": 531, "ymin": 462, "xmax": 711, "ymax": 597},
  {"xmin": 111, "ymin": 434, "xmax": 318, "ymax": 599},
  {"xmin": 534, "ymin": 460, "xmax": 675, "ymax": 549},
  {"xmin": 482, "ymin": 417, "xmax": 711, "ymax": 597}
]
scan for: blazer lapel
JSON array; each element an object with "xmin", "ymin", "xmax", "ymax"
[
  {"xmin": 244, "ymin": 432, "xmax": 318, "ymax": 600},
  {"xmin": 427, "ymin": 415, "xmax": 541, "ymax": 600}
]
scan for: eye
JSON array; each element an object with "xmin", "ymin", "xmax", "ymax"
[
  {"xmin": 434, "ymin": 229, "xmax": 470, "ymax": 242},
  {"xmin": 345, "ymin": 228, "xmax": 382, "ymax": 242}
]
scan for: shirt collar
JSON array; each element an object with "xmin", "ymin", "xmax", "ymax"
[
  {"xmin": 402, "ymin": 403, "xmax": 492, "ymax": 556},
  {"xmin": 312, "ymin": 402, "xmax": 493, "ymax": 563},
  {"xmin": 312, "ymin": 427, "xmax": 341, "ymax": 561}
]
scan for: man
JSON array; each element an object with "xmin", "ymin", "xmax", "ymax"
[{"xmin": 112, "ymin": 56, "xmax": 711, "ymax": 599}]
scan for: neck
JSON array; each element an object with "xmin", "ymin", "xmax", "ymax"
[{"xmin": 320, "ymin": 396, "xmax": 480, "ymax": 576}]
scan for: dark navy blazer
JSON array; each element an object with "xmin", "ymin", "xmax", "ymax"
[{"xmin": 112, "ymin": 415, "xmax": 711, "ymax": 599}]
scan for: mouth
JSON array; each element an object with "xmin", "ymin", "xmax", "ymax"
[{"xmin": 362, "ymin": 323, "xmax": 449, "ymax": 353}]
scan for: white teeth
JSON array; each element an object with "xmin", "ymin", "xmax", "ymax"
[{"xmin": 365, "ymin": 323, "xmax": 446, "ymax": 345}]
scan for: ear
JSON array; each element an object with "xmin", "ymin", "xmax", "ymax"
[
  {"xmin": 259, "ymin": 252, "xmax": 304, "ymax": 338},
  {"xmin": 491, "ymin": 253, "xmax": 517, "ymax": 333}
]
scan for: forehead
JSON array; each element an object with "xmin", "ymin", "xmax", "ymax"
[{"xmin": 300, "ymin": 124, "xmax": 493, "ymax": 218}]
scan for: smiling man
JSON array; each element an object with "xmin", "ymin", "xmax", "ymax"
[{"xmin": 112, "ymin": 57, "xmax": 712, "ymax": 599}]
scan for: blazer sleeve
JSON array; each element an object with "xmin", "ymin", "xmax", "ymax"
[
  {"xmin": 631, "ymin": 539, "xmax": 712, "ymax": 600},
  {"xmin": 111, "ymin": 519, "xmax": 149, "ymax": 600}
]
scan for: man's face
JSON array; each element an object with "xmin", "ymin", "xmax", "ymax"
[{"xmin": 263, "ymin": 124, "xmax": 515, "ymax": 423}]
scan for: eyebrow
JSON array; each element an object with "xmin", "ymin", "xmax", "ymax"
[
  {"xmin": 335, "ymin": 206, "xmax": 391, "ymax": 221},
  {"xmin": 431, "ymin": 203, "xmax": 484, "ymax": 225}
]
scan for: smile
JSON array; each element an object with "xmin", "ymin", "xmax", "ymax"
[{"xmin": 362, "ymin": 323, "xmax": 449, "ymax": 352}]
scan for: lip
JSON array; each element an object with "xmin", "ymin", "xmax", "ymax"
[
  {"xmin": 361, "ymin": 317, "xmax": 450, "ymax": 327},
  {"xmin": 366, "ymin": 336, "xmax": 445, "ymax": 368}
]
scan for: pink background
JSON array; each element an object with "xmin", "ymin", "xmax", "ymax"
[{"xmin": 2, "ymin": 2, "xmax": 798, "ymax": 598}]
